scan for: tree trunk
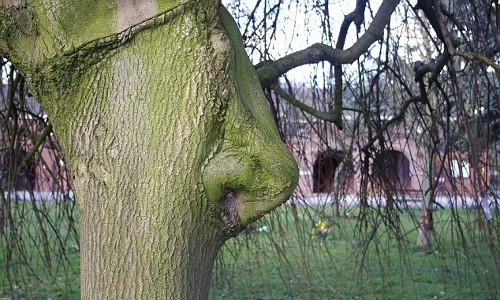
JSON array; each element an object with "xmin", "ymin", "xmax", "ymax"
[
  {"xmin": 1, "ymin": 4, "xmax": 298, "ymax": 298},
  {"xmin": 416, "ymin": 208, "xmax": 433, "ymax": 249},
  {"xmin": 416, "ymin": 126, "xmax": 435, "ymax": 249},
  {"xmin": 416, "ymin": 22, "xmax": 436, "ymax": 249},
  {"xmin": 416, "ymin": 145, "xmax": 434, "ymax": 249}
]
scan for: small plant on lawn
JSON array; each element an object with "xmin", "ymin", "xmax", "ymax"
[{"xmin": 311, "ymin": 219, "xmax": 330, "ymax": 239}]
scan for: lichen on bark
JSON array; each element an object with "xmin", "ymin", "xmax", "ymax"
[
  {"xmin": 0, "ymin": 1, "xmax": 298, "ymax": 298},
  {"xmin": 202, "ymin": 6, "xmax": 298, "ymax": 232}
]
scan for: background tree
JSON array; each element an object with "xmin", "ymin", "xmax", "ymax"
[
  {"xmin": 215, "ymin": 0, "xmax": 499, "ymax": 298},
  {"xmin": 0, "ymin": 59, "xmax": 78, "ymax": 296}
]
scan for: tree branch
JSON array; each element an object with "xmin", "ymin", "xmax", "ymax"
[
  {"xmin": 331, "ymin": 0, "xmax": 368, "ymax": 130},
  {"xmin": 418, "ymin": 2, "xmax": 499, "ymax": 76},
  {"xmin": 18, "ymin": 123, "xmax": 52, "ymax": 172},
  {"xmin": 271, "ymin": 83, "xmax": 342, "ymax": 128},
  {"xmin": 256, "ymin": 0, "xmax": 400, "ymax": 87},
  {"xmin": 432, "ymin": 0, "xmax": 456, "ymax": 54},
  {"xmin": 414, "ymin": 0, "xmax": 444, "ymax": 43},
  {"xmin": 455, "ymin": 50, "xmax": 500, "ymax": 74}
]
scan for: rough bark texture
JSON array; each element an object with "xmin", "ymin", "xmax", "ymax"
[{"xmin": 0, "ymin": 2, "xmax": 298, "ymax": 298}]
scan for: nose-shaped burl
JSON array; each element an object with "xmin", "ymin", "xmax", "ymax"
[{"xmin": 202, "ymin": 7, "xmax": 299, "ymax": 235}]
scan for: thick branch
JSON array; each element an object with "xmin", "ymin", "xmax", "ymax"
[
  {"xmin": 331, "ymin": 0, "xmax": 368, "ymax": 130},
  {"xmin": 413, "ymin": 51, "xmax": 450, "ymax": 82},
  {"xmin": 257, "ymin": 0, "xmax": 400, "ymax": 87},
  {"xmin": 455, "ymin": 51, "xmax": 500, "ymax": 74},
  {"xmin": 432, "ymin": 0, "xmax": 455, "ymax": 54},
  {"xmin": 414, "ymin": 0, "xmax": 444, "ymax": 43},
  {"xmin": 354, "ymin": 0, "xmax": 368, "ymax": 32}
]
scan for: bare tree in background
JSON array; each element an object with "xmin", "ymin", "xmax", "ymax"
[
  {"xmin": 216, "ymin": 0, "xmax": 500, "ymax": 298},
  {"xmin": 0, "ymin": 58, "xmax": 78, "ymax": 297},
  {"xmin": 227, "ymin": 0, "xmax": 499, "ymax": 243}
]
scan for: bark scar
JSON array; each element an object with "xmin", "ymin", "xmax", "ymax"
[{"xmin": 220, "ymin": 191, "xmax": 242, "ymax": 235}]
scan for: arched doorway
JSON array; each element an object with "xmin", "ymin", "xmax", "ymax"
[{"xmin": 313, "ymin": 150, "xmax": 353, "ymax": 193}]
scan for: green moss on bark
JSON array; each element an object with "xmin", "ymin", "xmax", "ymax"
[
  {"xmin": 1, "ymin": 2, "xmax": 298, "ymax": 298},
  {"xmin": 202, "ymin": 7, "xmax": 298, "ymax": 230},
  {"xmin": 57, "ymin": 0, "xmax": 118, "ymax": 43}
]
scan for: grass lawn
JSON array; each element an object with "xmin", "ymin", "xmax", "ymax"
[
  {"xmin": 0, "ymin": 200, "xmax": 80, "ymax": 299},
  {"xmin": 209, "ymin": 204, "xmax": 500, "ymax": 299},
  {"xmin": 1, "ymin": 201, "xmax": 499, "ymax": 299}
]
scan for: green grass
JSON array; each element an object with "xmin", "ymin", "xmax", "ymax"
[
  {"xmin": 209, "ymin": 204, "xmax": 500, "ymax": 299},
  {"xmin": 0, "ymin": 200, "xmax": 80, "ymax": 299},
  {"xmin": 1, "ymin": 202, "xmax": 499, "ymax": 299}
]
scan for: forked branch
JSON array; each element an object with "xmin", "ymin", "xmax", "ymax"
[{"xmin": 256, "ymin": 0, "xmax": 400, "ymax": 87}]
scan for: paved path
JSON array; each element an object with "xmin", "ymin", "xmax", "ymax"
[{"xmin": 288, "ymin": 193, "xmax": 499, "ymax": 209}]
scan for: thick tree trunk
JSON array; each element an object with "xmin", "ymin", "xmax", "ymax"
[
  {"xmin": 1, "ymin": 4, "xmax": 298, "ymax": 298},
  {"xmin": 47, "ymin": 10, "xmax": 225, "ymax": 298}
]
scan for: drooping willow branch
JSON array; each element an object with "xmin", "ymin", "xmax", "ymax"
[
  {"xmin": 360, "ymin": 96, "xmax": 424, "ymax": 153},
  {"xmin": 271, "ymin": 83, "xmax": 339, "ymax": 124},
  {"xmin": 18, "ymin": 123, "xmax": 52, "ymax": 172}
]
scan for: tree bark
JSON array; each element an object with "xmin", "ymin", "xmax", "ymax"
[
  {"xmin": 1, "ymin": 3, "xmax": 298, "ymax": 298},
  {"xmin": 415, "ymin": 24, "xmax": 436, "ymax": 250}
]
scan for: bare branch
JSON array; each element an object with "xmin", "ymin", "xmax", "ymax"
[
  {"xmin": 413, "ymin": 51, "xmax": 450, "ymax": 82},
  {"xmin": 414, "ymin": 0, "xmax": 445, "ymax": 43},
  {"xmin": 18, "ymin": 123, "xmax": 53, "ymax": 172},
  {"xmin": 432, "ymin": 0, "xmax": 456, "ymax": 54},
  {"xmin": 360, "ymin": 96, "xmax": 423, "ymax": 153},
  {"xmin": 271, "ymin": 83, "xmax": 343, "ymax": 128},
  {"xmin": 331, "ymin": 0, "xmax": 368, "ymax": 130},
  {"xmin": 256, "ymin": 0, "xmax": 400, "ymax": 87},
  {"xmin": 455, "ymin": 50, "xmax": 500, "ymax": 74}
]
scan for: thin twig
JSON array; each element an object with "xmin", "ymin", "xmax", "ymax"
[{"xmin": 18, "ymin": 123, "xmax": 52, "ymax": 172}]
